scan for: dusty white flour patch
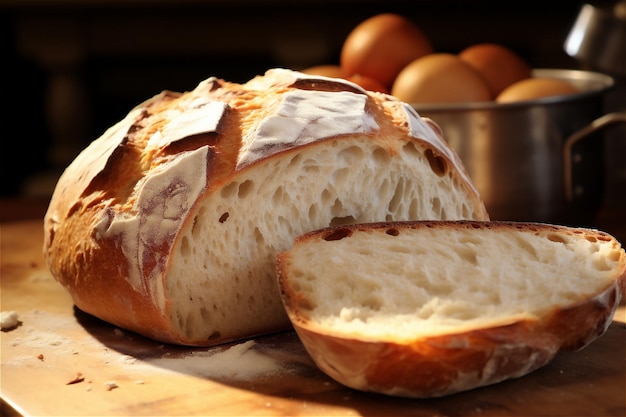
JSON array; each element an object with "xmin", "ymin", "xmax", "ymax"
[
  {"xmin": 145, "ymin": 340, "xmax": 286, "ymax": 380},
  {"xmin": 2, "ymin": 310, "xmax": 109, "ymax": 366},
  {"xmin": 2, "ymin": 310, "xmax": 295, "ymax": 385}
]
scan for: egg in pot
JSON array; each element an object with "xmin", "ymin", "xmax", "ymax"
[
  {"xmin": 391, "ymin": 53, "xmax": 492, "ymax": 104},
  {"xmin": 496, "ymin": 77, "xmax": 581, "ymax": 103},
  {"xmin": 340, "ymin": 13, "xmax": 433, "ymax": 89},
  {"xmin": 459, "ymin": 43, "xmax": 532, "ymax": 98}
]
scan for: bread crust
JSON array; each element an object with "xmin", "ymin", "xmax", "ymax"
[
  {"xmin": 43, "ymin": 70, "xmax": 488, "ymax": 346},
  {"xmin": 289, "ymin": 285, "xmax": 619, "ymax": 398},
  {"xmin": 277, "ymin": 221, "xmax": 625, "ymax": 397}
]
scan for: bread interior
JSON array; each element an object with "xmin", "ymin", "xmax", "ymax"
[
  {"xmin": 166, "ymin": 137, "xmax": 482, "ymax": 342},
  {"xmin": 283, "ymin": 224, "xmax": 623, "ymax": 342}
]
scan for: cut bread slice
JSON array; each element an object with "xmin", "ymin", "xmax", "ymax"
[{"xmin": 276, "ymin": 220, "xmax": 626, "ymax": 398}]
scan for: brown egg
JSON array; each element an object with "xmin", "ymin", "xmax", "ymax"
[
  {"xmin": 300, "ymin": 65, "xmax": 346, "ymax": 78},
  {"xmin": 496, "ymin": 77, "xmax": 581, "ymax": 103},
  {"xmin": 459, "ymin": 43, "xmax": 531, "ymax": 98},
  {"xmin": 391, "ymin": 53, "xmax": 491, "ymax": 103},
  {"xmin": 340, "ymin": 13, "xmax": 433, "ymax": 89}
]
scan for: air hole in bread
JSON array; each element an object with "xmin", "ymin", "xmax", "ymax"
[
  {"xmin": 218, "ymin": 212, "xmax": 229, "ymax": 223},
  {"xmin": 378, "ymin": 179, "xmax": 391, "ymax": 199},
  {"xmin": 459, "ymin": 235, "xmax": 482, "ymax": 245},
  {"xmin": 220, "ymin": 181, "xmax": 238, "ymax": 199},
  {"xmin": 323, "ymin": 228, "xmax": 352, "ymax": 241},
  {"xmin": 330, "ymin": 198, "xmax": 344, "ymax": 216},
  {"xmin": 388, "ymin": 178, "xmax": 407, "ymax": 214},
  {"xmin": 461, "ymin": 204, "xmax": 472, "ymax": 219},
  {"xmin": 330, "ymin": 215, "xmax": 356, "ymax": 227},
  {"xmin": 457, "ymin": 247, "xmax": 478, "ymax": 265},
  {"xmin": 372, "ymin": 146, "xmax": 391, "ymax": 163},
  {"xmin": 386, "ymin": 228, "xmax": 400, "ymax": 236},
  {"xmin": 337, "ymin": 145, "xmax": 365, "ymax": 164},
  {"xmin": 187, "ymin": 216, "xmax": 197, "ymax": 235},
  {"xmin": 425, "ymin": 149, "xmax": 447, "ymax": 177},
  {"xmin": 287, "ymin": 153, "xmax": 302, "ymax": 168},
  {"xmin": 272, "ymin": 186, "xmax": 285, "ymax": 206},
  {"xmin": 321, "ymin": 189, "xmax": 332, "ymax": 205},
  {"xmin": 237, "ymin": 179, "xmax": 254, "ymax": 198},
  {"xmin": 431, "ymin": 197, "xmax": 442, "ymax": 216},
  {"xmin": 332, "ymin": 168, "xmax": 350, "ymax": 186},
  {"xmin": 304, "ymin": 164, "xmax": 320, "ymax": 175},
  {"xmin": 585, "ymin": 235, "xmax": 598, "ymax": 243},
  {"xmin": 547, "ymin": 233, "xmax": 569, "ymax": 244},
  {"xmin": 254, "ymin": 227, "xmax": 265, "ymax": 245},
  {"xmin": 401, "ymin": 140, "xmax": 421, "ymax": 158},
  {"xmin": 180, "ymin": 236, "xmax": 191, "ymax": 258},
  {"xmin": 513, "ymin": 235, "xmax": 539, "ymax": 259},
  {"xmin": 593, "ymin": 258, "xmax": 610, "ymax": 271},
  {"xmin": 408, "ymin": 199, "xmax": 420, "ymax": 219}
]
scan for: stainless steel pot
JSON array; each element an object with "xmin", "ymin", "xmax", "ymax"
[{"xmin": 413, "ymin": 69, "xmax": 625, "ymax": 224}]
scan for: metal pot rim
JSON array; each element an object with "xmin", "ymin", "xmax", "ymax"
[{"xmin": 411, "ymin": 68, "xmax": 615, "ymax": 113}]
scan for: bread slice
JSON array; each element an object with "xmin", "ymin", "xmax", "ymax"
[
  {"xmin": 43, "ymin": 69, "xmax": 488, "ymax": 346},
  {"xmin": 276, "ymin": 221, "xmax": 626, "ymax": 398}
]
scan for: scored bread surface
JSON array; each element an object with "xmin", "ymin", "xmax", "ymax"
[
  {"xmin": 276, "ymin": 220, "xmax": 626, "ymax": 398},
  {"xmin": 43, "ymin": 69, "xmax": 488, "ymax": 346}
]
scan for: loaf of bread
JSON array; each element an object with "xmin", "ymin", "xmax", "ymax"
[
  {"xmin": 276, "ymin": 220, "xmax": 626, "ymax": 398},
  {"xmin": 43, "ymin": 69, "xmax": 488, "ymax": 346}
]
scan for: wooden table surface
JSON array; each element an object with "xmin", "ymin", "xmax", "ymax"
[{"xmin": 1, "ymin": 199, "xmax": 625, "ymax": 416}]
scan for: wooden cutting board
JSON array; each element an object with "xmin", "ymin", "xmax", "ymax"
[{"xmin": 1, "ymin": 220, "xmax": 625, "ymax": 416}]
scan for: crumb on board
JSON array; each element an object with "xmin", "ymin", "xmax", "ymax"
[
  {"xmin": 1, "ymin": 311, "xmax": 20, "ymax": 330},
  {"xmin": 67, "ymin": 372, "xmax": 85, "ymax": 385},
  {"xmin": 104, "ymin": 381, "xmax": 119, "ymax": 391}
]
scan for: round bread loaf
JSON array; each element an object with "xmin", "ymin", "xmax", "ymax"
[{"xmin": 43, "ymin": 69, "xmax": 488, "ymax": 346}]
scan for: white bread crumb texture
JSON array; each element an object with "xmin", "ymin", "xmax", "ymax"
[
  {"xmin": 282, "ymin": 222, "xmax": 624, "ymax": 341},
  {"xmin": 167, "ymin": 138, "xmax": 481, "ymax": 341}
]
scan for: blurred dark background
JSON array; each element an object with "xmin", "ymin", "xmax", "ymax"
[{"xmin": 1, "ymin": 0, "xmax": 624, "ymax": 203}]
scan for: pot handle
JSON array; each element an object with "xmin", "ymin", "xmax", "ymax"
[{"xmin": 564, "ymin": 111, "xmax": 626, "ymax": 202}]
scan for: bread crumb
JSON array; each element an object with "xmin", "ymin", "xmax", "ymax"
[
  {"xmin": 37, "ymin": 353, "xmax": 44, "ymax": 361},
  {"xmin": 104, "ymin": 381, "xmax": 118, "ymax": 391},
  {"xmin": 1, "ymin": 311, "xmax": 20, "ymax": 330},
  {"xmin": 67, "ymin": 372, "xmax": 85, "ymax": 385}
]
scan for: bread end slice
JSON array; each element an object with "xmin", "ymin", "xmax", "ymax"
[{"xmin": 276, "ymin": 221, "xmax": 626, "ymax": 398}]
